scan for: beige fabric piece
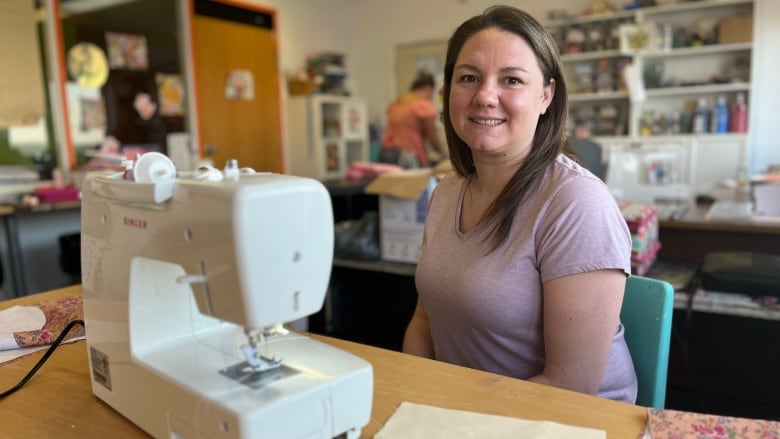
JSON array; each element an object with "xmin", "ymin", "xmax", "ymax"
[
  {"xmin": 375, "ymin": 402, "xmax": 606, "ymax": 439},
  {"xmin": 0, "ymin": 305, "xmax": 46, "ymax": 350}
]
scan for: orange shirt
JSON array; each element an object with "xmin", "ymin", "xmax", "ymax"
[{"xmin": 382, "ymin": 97, "xmax": 438, "ymax": 166}]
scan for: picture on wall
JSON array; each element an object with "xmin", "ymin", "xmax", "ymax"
[
  {"xmin": 105, "ymin": 32, "xmax": 149, "ymax": 70},
  {"xmin": 414, "ymin": 55, "xmax": 440, "ymax": 80},
  {"xmin": 224, "ymin": 69, "xmax": 255, "ymax": 101},
  {"xmin": 155, "ymin": 73, "xmax": 185, "ymax": 116},
  {"xmin": 80, "ymin": 97, "xmax": 106, "ymax": 132},
  {"xmin": 66, "ymin": 82, "xmax": 106, "ymax": 148},
  {"xmin": 395, "ymin": 40, "xmax": 446, "ymax": 97}
]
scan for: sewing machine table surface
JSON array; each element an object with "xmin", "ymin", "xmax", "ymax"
[{"xmin": 0, "ymin": 286, "xmax": 647, "ymax": 438}]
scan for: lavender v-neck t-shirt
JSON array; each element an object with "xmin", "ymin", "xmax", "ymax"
[{"xmin": 415, "ymin": 154, "xmax": 637, "ymax": 403}]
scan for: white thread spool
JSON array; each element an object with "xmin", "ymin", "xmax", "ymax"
[
  {"xmin": 132, "ymin": 152, "xmax": 176, "ymax": 183},
  {"xmin": 195, "ymin": 165, "xmax": 224, "ymax": 181}
]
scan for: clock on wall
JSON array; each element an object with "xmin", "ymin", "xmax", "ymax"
[{"xmin": 67, "ymin": 42, "xmax": 109, "ymax": 89}]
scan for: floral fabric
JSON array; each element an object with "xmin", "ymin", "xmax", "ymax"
[
  {"xmin": 646, "ymin": 408, "xmax": 780, "ymax": 439},
  {"xmin": 11, "ymin": 295, "xmax": 84, "ymax": 348}
]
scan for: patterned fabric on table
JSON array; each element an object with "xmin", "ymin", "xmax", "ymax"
[
  {"xmin": 646, "ymin": 407, "xmax": 780, "ymax": 439},
  {"xmin": 0, "ymin": 295, "xmax": 84, "ymax": 350}
]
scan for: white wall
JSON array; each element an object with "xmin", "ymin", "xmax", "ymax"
[
  {"xmin": 244, "ymin": 0, "xmax": 360, "ymax": 94},
  {"xmin": 247, "ymin": 0, "xmax": 778, "ymax": 174},
  {"xmin": 749, "ymin": 0, "xmax": 780, "ymax": 174}
]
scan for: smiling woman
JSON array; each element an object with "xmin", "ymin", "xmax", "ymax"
[
  {"xmin": 403, "ymin": 5, "xmax": 637, "ymax": 404},
  {"xmin": 448, "ymin": 27, "xmax": 554, "ymax": 165}
]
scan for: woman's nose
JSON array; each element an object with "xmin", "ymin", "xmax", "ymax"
[{"xmin": 473, "ymin": 81, "xmax": 498, "ymax": 107}]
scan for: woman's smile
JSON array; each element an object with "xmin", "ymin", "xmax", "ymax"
[{"xmin": 470, "ymin": 117, "xmax": 506, "ymax": 126}]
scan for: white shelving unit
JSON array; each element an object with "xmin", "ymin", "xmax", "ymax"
[
  {"xmin": 550, "ymin": 0, "xmax": 753, "ymax": 137},
  {"xmin": 546, "ymin": 0, "xmax": 755, "ymax": 198},
  {"xmin": 641, "ymin": 41, "xmax": 751, "ymax": 59},
  {"xmin": 286, "ymin": 95, "xmax": 369, "ymax": 181},
  {"xmin": 599, "ymin": 134, "xmax": 748, "ymax": 199}
]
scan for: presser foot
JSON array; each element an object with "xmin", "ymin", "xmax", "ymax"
[{"xmin": 219, "ymin": 361, "xmax": 298, "ymax": 390}]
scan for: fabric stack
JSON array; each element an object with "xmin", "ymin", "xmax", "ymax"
[
  {"xmin": 0, "ymin": 166, "xmax": 39, "ymax": 204},
  {"xmin": 619, "ymin": 202, "xmax": 661, "ymax": 276}
]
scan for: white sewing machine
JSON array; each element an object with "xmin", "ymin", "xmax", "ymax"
[{"xmin": 80, "ymin": 154, "xmax": 372, "ymax": 439}]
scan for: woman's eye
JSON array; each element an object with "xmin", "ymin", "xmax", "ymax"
[
  {"xmin": 459, "ymin": 74, "xmax": 478, "ymax": 83},
  {"xmin": 505, "ymin": 77, "xmax": 523, "ymax": 85}
]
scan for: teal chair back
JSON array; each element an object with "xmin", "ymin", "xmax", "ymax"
[{"xmin": 620, "ymin": 275, "xmax": 674, "ymax": 408}]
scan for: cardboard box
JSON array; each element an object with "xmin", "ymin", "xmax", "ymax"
[
  {"xmin": 364, "ymin": 169, "xmax": 439, "ymax": 263},
  {"xmin": 718, "ymin": 14, "xmax": 752, "ymax": 44}
]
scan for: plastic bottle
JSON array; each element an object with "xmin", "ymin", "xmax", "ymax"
[
  {"xmin": 730, "ymin": 92, "xmax": 748, "ymax": 133},
  {"xmin": 680, "ymin": 111, "xmax": 692, "ymax": 134},
  {"xmin": 669, "ymin": 111, "xmax": 681, "ymax": 134},
  {"xmin": 710, "ymin": 95, "xmax": 729, "ymax": 134},
  {"xmin": 692, "ymin": 98, "xmax": 709, "ymax": 134}
]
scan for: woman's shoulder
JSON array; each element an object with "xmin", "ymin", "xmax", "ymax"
[
  {"xmin": 434, "ymin": 171, "xmax": 463, "ymax": 193},
  {"xmin": 547, "ymin": 154, "xmax": 607, "ymax": 187},
  {"xmin": 428, "ymin": 171, "xmax": 464, "ymax": 204},
  {"xmin": 543, "ymin": 154, "xmax": 615, "ymax": 205},
  {"xmin": 550, "ymin": 153, "xmax": 597, "ymax": 178}
]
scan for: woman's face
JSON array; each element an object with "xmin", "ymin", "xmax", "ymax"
[{"xmin": 449, "ymin": 28, "xmax": 554, "ymax": 163}]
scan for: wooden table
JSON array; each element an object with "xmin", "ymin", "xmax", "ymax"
[
  {"xmin": 654, "ymin": 200, "xmax": 780, "ymax": 419},
  {"xmin": 658, "ymin": 201, "xmax": 780, "ymax": 261},
  {"xmin": 0, "ymin": 286, "xmax": 648, "ymax": 438}
]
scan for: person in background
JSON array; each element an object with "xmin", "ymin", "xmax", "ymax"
[
  {"xmin": 379, "ymin": 71, "xmax": 447, "ymax": 168},
  {"xmin": 402, "ymin": 5, "xmax": 637, "ymax": 403}
]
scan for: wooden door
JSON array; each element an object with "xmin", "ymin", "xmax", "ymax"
[{"xmin": 191, "ymin": 0, "xmax": 283, "ymax": 173}]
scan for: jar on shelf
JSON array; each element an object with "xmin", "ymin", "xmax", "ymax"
[{"xmin": 643, "ymin": 61, "xmax": 664, "ymax": 89}]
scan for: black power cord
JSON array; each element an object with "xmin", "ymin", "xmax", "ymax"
[{"xmin": 0, "ymin": 319, "xmax": 85, "ymax": 398}]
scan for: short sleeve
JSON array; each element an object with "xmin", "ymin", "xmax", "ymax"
[{"xmin": 535, "ymin": 176, "xmax": 632, "ymax": 282}]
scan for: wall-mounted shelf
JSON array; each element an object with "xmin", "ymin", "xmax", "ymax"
[
  {"xmin": 641, "ymin": 42, "xmax": 752, "ymax": 59},
  {"xmin": 552, "ymin": 0, "xmax": 755, "ymax": 198},
  {"xmin": 570, "ymin": 91, "xmax": 629, "ymax": 102},
  {"xmin": 552, "ymin": 0, "xmax": 754, "ymax": 140},
  {"xmin": 546, "ymin": 0, "xmax": 753, "ymax": 28},
  {"xmin": 646, "ymin": 82, "xmax": 750, "ymax": 98},
  {"xmin": 546, "ymin": 9, "xmax": 634, "ymax": 28},
  {"xmin": 639, "ymin": 0, "xmax": 753, "ymax": 17},
  {"xmin": 561, "ymin": 50, "xmax": 626, "ymax": 62}
]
